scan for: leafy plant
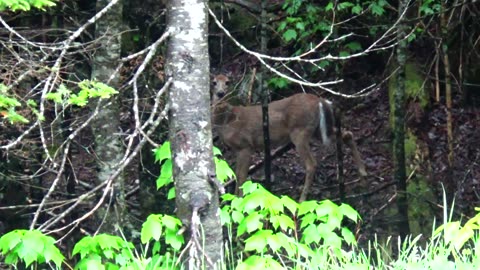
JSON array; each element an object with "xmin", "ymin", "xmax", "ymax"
[
  {"xmin": 0, "ymin": 84, "xmax": 29, "ymax": 124},
  {"xmin": 154, "ymin": 141, "xmax": 234, "ymax": 199},
  {"xmin": 0, "ymin": 229, "xmax": 64, "ymax": 269},
  {"xmin": 47, "ymin": 81, "xmax": 118, "ymax": 107},
  {"xmin": 221, "ymin": 181, "xmax": 360, "ymax": 269},
  {"xmin": 72, "ymin": 214, "xmax": 183, "ymax": 270},
  {"xmin": 73, "ymin": 234, "xmax": 135, "ymax": 270},
  {"xmin": 0, "ymin": 0, "xmax": 56, "ymax": 12}
]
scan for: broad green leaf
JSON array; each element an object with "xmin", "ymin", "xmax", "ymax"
[
  {"xmin": 352, "ymin": 4, "xmax": 362, "ymax": 14},
  {"xmin": 295, "ymin": 21, "xmax": 305, "ymax": 31},
  {"xmin": 302, "ymin": 224, "xmax": 320, "ymax": 245},
  {"xmin": 244, "ymin": 230, "xmax": 271, "ymax": 252},
  {"xmin": 167, "ymin": 187, "xmax": 176, "ymax": 199},
  {"xmin": 283, "ymin": 29, "xmax": 298, "ymax": 42},
  {"xmin": 298, "ymin": 200, "xmax": 318, "ymax": 216},
  {"xmin": 165, "ymin": 230, "xmax": 183, "ymax": 251},
  {"xmin": 154, "ymin": 142, "xmax": 171, "ymax": 163},
  {"xmin": 339, "ymin": 203, "xmax": 360, "ymax": 222},
  {"xmin": 341, "ymin": 227, "xmax": 356, "ymax": 246},
  {"xmin": 243, "ymin": 212, "xmax": 264, "ymax": 233},
  {"xmin": 72, "ymin": 236, "xmax": 94, "ymax": 257},
  {"xmin": 141, "ymin": 215, "xmax": 163, "ymax": 243},
  {"xmin": 280, "ymin": 195, "xmax": 298, "ymax": 215},
  {"xmin": 345, "ymin": 41, "xmax": 362, "ymax": 52}
]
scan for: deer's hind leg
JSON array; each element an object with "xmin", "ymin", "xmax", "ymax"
[
  {"xmin": 342, "ymin": 131, "xmax": 367, "ymax": 176},
  {"xmin": 234, "ymin": 148, "xmax": 253, "ymax": 197},
  {"xmin": 290, "ymin": 129, "xmax": 317, "ymax": 202}
]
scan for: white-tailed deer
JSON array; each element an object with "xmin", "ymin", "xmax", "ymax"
[{"xmin": 211, "ymin": 74, "xmax": 367, "ymax": 201}]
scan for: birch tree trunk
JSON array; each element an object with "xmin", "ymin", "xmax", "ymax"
[
  {"xmin": 166, "ymin": 0, "xmax": 223, "ymax": 268},
  {"xmin": 91, "ymin": 0, "xmax": 127, "ymax": 234}
]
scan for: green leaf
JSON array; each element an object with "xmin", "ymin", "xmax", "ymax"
[
  {"xmin": 213, "ymin": 146, "xmax": 222, "ymax": 156},
  {"xmin": 244, "ymin": 230, "xmax": 271, "ymax": 252},
  {"xmin": 339, "ymin": 203, "xmax": 359, "ymax": 222},
  {"xmin": 275, "ymin": 214, "xmax": 295, "ymax": 231},
  {"xmin": 302, "ymin": 224, "xmax": 320, "ymax": 245},
  {"xmin": 339, "ymin": 51, "xmax": 350, "ymax": 57},
  {"xmin": 315, "ymin": 200, "xmax": 338, "ymax": 218},
  {"xmin": 295, "ymin": 22, "xmax": 305, "ymax": 31},
  {"xmin": 231, "ymin": 210, "xmax": 244, "ymax": 224},
  {"xmin": 167, "ymin": 187, "xmax": 176, "ymax": 199},
  {"xmin": 283, "ymin": 29, "xmax": 298, "ymax": 42},
  {"xmin": 243, "ymin": 212, "xmax": 264, "ymax": 233},
  {"xmin": 341, "ymin": 227, "xmax": 356, "ymax": 246},
  {"xmin": 0, "ymin": 230, "xmax": 22, "ymax": 253},
  {"xmin": 154, "ymin": 142, "xmax": 171, "ymax": 163},
  {"xmin": 338, "ymin": 2, "xmax": 354, "ymax": 10},
  {"xmin": 0, "ymin": 94, "xmax": 21, "ymax": 108},
  {"xmin": 220, "ymin": 206, "xmax": 232, "ymax": 225},
  {"xmin": 345, "ymin": 41, "xmax": 362, "ymax": 52},
  {"xmin": 299, "ymin": 213, "xmax": 317, "ymax": 229},
  {"xmin": 96, "ymin": 234, "xmax": 122, "ymax": 251},
  {"xmin": 370, "ymin": 1, "xmax": 386, "ymax": 16},
  {"xmin": 351, "ymin": 4, "xmax": 362, "ymax": 14},
  {"xmin": 141, "ymin": 215, "xmax": 163, "ymax": 243},
  {"xmin": 240, "ymin": 181, "xmax": 258, "ymax": 195},
  {"xmin": 156, "ymin": 159, "xmax": 172, "ymax": 189},
  {"xmin": 4, "ymin": 108, "xmax": 29, "ymax": 124},
  {"xmin": 280, "ymin": 195, "xmax": 298, "ymax": 215},
  {"xmin": 73, "ymin": 236, "xmax": 94, "ymax": 257},
  {"xmin": 298, "ymin": 200, "xmax": 318, "ymax": 216},
  {"xmin": 214, "ymin": 158, "xmax": 235, "ymax": 183},
  {"xmin": 325, "ymin": 2, "xmax": 334, "ymax": 11},
  {"xmin": 43, "ymin": 243, "xmax": 64, "ymax": 268},
  {"xmin": 162, "ymin": 215, "xmax": 181, "ymax": 230},
  {"xmin": 165, "ymin": 230, "xmax": 183, "ymax": 251}
]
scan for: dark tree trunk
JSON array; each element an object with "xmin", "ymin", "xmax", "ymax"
[
  {"xmin": 394, "ymin": 0, "xmax": 410, "ymax": 239},
  {"xmin": 260, "ymin": 0, "xmax": 271, "ymax": 185}
]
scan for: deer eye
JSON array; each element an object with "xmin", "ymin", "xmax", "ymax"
[
  {"xmin": 212, "ymin": 81, "xmax": 217, "ymax": 86},
  {"xmin": 225, "ymin": 81, "xmax": 230, "ymax": 86}
]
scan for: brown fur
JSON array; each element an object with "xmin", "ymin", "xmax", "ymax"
[{"xmin": 212, "ymin": 75, "xmax": 367, "ymax": 201}]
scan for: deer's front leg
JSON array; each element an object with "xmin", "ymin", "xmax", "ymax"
[
  {"xmin": 342, "ymin": 131, "xmax": 367, "ymax": 176},
  {"xmin": 234, "ymin": 148, "xmax": 253, "ymax": 197}
]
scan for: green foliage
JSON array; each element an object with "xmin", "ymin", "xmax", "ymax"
[
  {"xmin": 279, "ymin": 0, "xmax": 390, "ymax": 45},
  {"xmin": 47, "ymin": 81, "xmax": 119, "ymax": 107},
  {"xmin": 0, "ymin": 0, "xmax": 56, "ymax": 12},
  {"xmin": 0, "ymin": 84, "xmax": 29, "ymax": 124},
  {"xmin": 267, "ymin": 77, "xmax": 290, "ymax": 90},
  {"xmin": 434, "ymin": 207, "xmax": 480, "ymax": 254},
  {"xmin": 71, "ymin": 214, "xmax": 183, "ymax": 270},
  {"xmin": 419, "ymin": 0, "xmax": 442, "ymax": 16},
  {"xmin": 221, "ymin": 181, "xmax": 360, "ymax": 269},
  {"xmin": 0, "ymin": 229, "xmax": 64, "ymax": 269},
  {"xmin": 73, "ymin": 234, "xmax": 135, "ymax": 270},
  {"xmin": 154, "ymin": 141, "xmax": 234, "ymax": 199},
  {"xmin": 1, "ymin": 80, "xmax": 117, "ymax": 125},
  {"xmin": 141, "ymin": 214, "xmax": 184, "ymax": 251}
]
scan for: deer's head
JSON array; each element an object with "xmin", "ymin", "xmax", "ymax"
[{"xmin": 211, "ymin": 74, "xmax": 230, "ymax": 103}]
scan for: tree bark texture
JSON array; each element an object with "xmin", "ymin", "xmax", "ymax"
[
  {"xmin": 166, "ymin": 0, "xmax": 223, "ymax": 267},
  {"xmin": 260, "ymin": 0, "xmax": 271, "ymax": 184},
  {"xmin": 91, "ymin": 0, "xmax": 126, "ymax": 234},
  {"xmin": 393, "ymin": 0, "xmax": 410, "ymax": 239}
]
